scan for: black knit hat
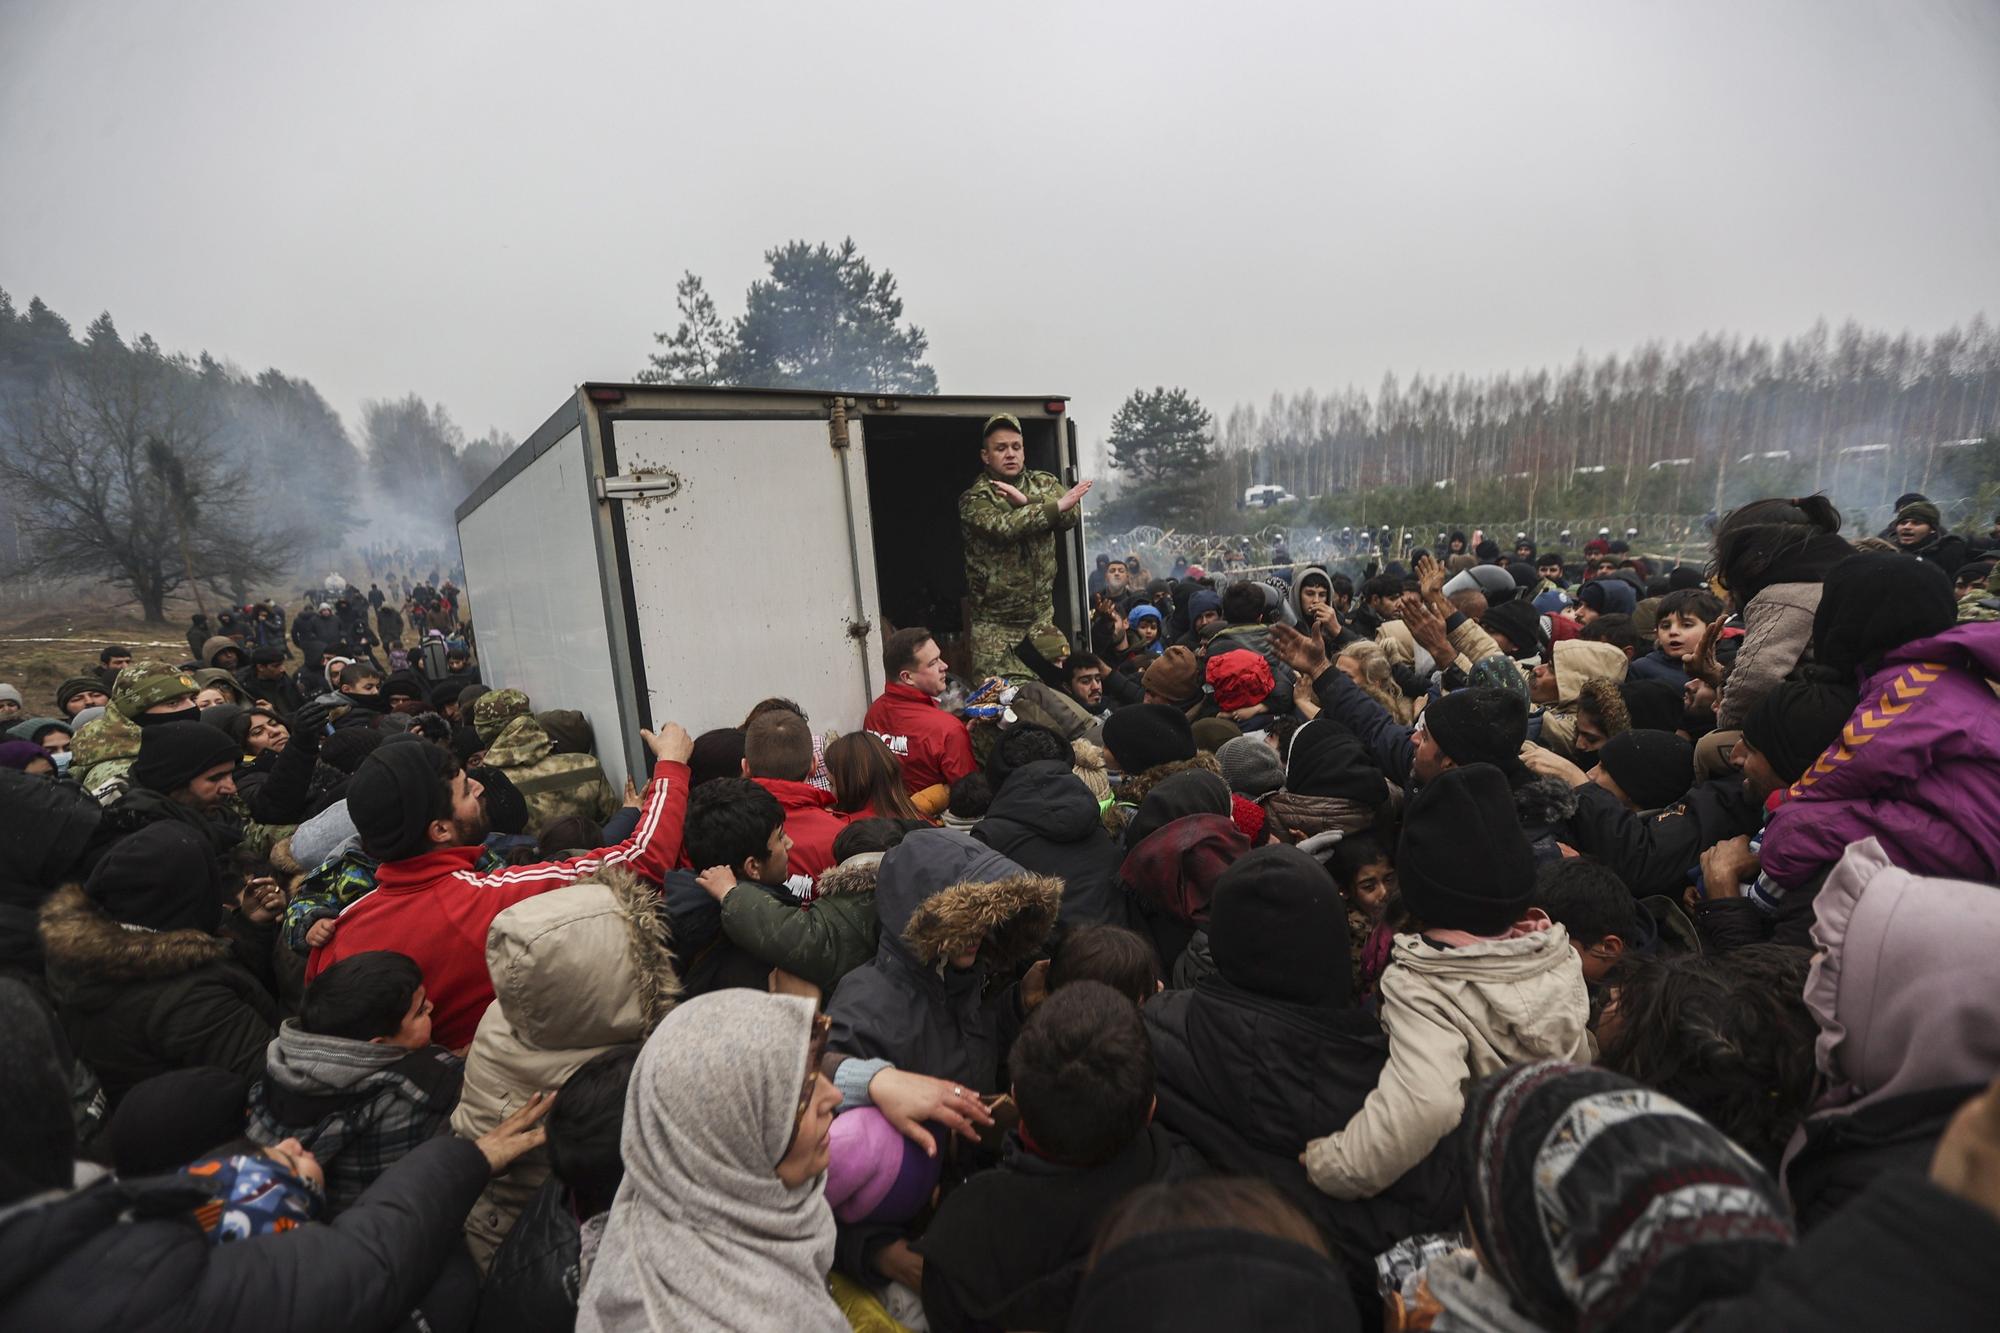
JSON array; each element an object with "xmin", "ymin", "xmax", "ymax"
[
  {"xmin": 1397, "ymin": 763, "xmax": 1534, "ymax": 933},
  {"xmin": 130, "ymin": 721, "xmax": 241, "ymax": 795},
  {"xmin": 348, "ymin": 740, "xmax": 457, "ymax": 862},
  {"xmin": 1596, "ymin": 730, "xmax": 1694, "ymax": 811},
  {"xmin": 1123, "ymin": 770, "xmax": 1231, "ymax": 851},
  {"xmin": 84, "ymin": 821, "xmax": 220, "ymax": 934},
  {"xmin": 1480, "ymin": 599, "xmax": 1545, "ymax": 659},
  {"xmin": 54, "ymin": 676, "xmax": 103, "ymax": 712},
  {"xmin": 1422, "ymin": 688, "xmax": 1529, "ymax": 770},
  {"xmin": 689, "ymin": 728, "xmax": 747, "ymax": 789},
  {"xmin": 1810, "ymin": 553, "xmax": 1956, "ymax": 681},
  {"xmin": 1617, "ymin": 680, "xmax": 1684, "ymax": 734},
  {"xmin": 467, "ymin": 764, "xmax": 527, "ymax": 836},
  {"xmin": 1208, "ymin": 844, "xmax": 1350, "ymax": 1006},
  {"xmin": 1102, "ymin": 703, "xmax": 1197, "ymax": 774},
  {"xmin": 1741, "ymin": 677, "xmax": 1855, "ymax": 785},
  {"xmin": 108, "ymin": 1067, "xmax": 250, "ymax": 1177}
]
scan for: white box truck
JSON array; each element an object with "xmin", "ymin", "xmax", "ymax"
[{"xmin": 455, "ymin": 384, "xmax": 1088, "ymax": 788}]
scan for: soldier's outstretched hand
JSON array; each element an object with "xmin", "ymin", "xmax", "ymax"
[
  {"xmin": 991, "ymin": 481, "xmax": 1029, "ymax": 507},
  {"xmin": 1058, "ymin": 479, "xmax": 1094, "ymax": 512}
]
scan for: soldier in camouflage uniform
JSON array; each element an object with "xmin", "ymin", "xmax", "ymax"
[
  {"xmin": 72, "ymin": 661, "xmax": 202, "ymax": 802},
  {"xmin": 472, "ymin": 687, "xmax": 619, "ymax": 836},
  {"xmin": 958, "ymin": 414, "xmax": 1092, "ymax": 682}
]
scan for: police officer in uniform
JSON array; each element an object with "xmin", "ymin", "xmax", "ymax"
[{"xmin": 957, "ymin": 413, "xmax": 1091, "ymax": 682}]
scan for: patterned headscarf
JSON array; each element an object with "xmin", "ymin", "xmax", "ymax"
[{"xmin": 1459, "ymin": 1061, "xmax": 1794, "ymax": 1332}]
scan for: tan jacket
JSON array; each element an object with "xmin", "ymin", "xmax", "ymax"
[
  {"xmin": 1536, "ymin": 640, "xmax": 1630, "ymax": 759},
  {"xmin": 1303, "ymin": 926, "xmax": 1591, "ymax": 1199},
  {"xmin": 1717, "ymin": 582, "xmax": 1822, "ymax": 730},
  {"xmin": 451, "ymin": 868, "xmax": 679, "ymax": 1268}
]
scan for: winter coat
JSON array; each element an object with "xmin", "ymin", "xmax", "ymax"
[
  {"xmin": 451, "ymin": 868, "xmax": 679, "ymax": 1269},
  {"xmin": 475, "ymin": 1176, "xmax": 596, "ymax": 1333},
  {"xmin": 825, "ymin": 828, "xmax": 1060, "ymax": 1092},
  {"xmin": 1626, "ymin": 645, "xmax": 1688, "ymax": 686},
  {"xmin": 480, "ymin": 714, "xmax": 618, "ymax": 837},
  {"xmin": 1202, "ymin": 624, "xmax": 1297, "ymax": 715},
  {"xmin": 1717, "ymin": 582, "xmax": 1822, "ymax": 729},
  {"xmin": 1532, "ymin": 640, "xmax": 1628, "ymax": 760},
  {"xmin": 0, "ymin": 768, "xmax": 101, "ymax": 990},
  {"xmin": 865, "ymin": 682, "xmax": 979, "ymax": 797},
  {"xmin": 974, "ymin": 759, "xmax": 1136, "ymax": 934},
  {"xmin": 1302, "ymin": 926, "xmax": 1590, "ymax": 1199},
  {"xmin": 305, "ymin": 757, "xmax": 689, "ymax": 1050},
  {"xmin": 751, "ymin": 776, "xmax": 852, "ymax": 889},
  {"xmin": 1691, "ymin": 1174, "xmax": 2000, "ymax": 1332},
  {"xmin": 1561, "ymin": 776, "xmax": 1763, "ymax": 900},
  {"xmin": 39, "ymin": 883, "xmax": 278, "ymax": 1106},
  {"xmin": 914, "ymin": 1124, "xmax": 1206, "ymax": 1333},
  {"xmin": 245, "ymin": 1021, "xmax": 463, "ymax": 1213},
  {"xmin": 716, "ymin": 856, "xmax": 880, "ymax": 995},
  {"xmin": 1780, "ymin": 836, "xmax": 2000, "ymax": 1228},
  {"xmin": 1761, "ymin": 620, "xmax": 2000, "ymax": 889},
  {"xmin": 0, "ymin": 1136, "xmax": 489, "ymax": 1333},
  {"xmin": 1898, "ymin": 528, "xmax": 1970, "ymax": 576},
  {"xmin": 1145, "ymin": 978, "xmax": 1462, "ymax": 1277}
]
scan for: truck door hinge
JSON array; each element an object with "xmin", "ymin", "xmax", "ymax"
[{"xmin": 595, "ymin": 470, "xmax": 683, "ymax": 504}]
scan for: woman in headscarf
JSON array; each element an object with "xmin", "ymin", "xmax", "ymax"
[
  {"xmin": 1705, "ymin": 496, "xmax": 1851, "ymax": 729},
  {"xmin": 1262, "ymin": 717, "xmax": 1392, "ymax": 846},
  {"xmin": 577, "ymin": 990, "xmax": 845, "ymax": 1333}
]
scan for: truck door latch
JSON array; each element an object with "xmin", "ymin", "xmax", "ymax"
[{"xmin": 595, "ymin": 470, "xmax": 683, "ymax": 505}]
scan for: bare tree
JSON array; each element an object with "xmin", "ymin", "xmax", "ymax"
[{"xmin": 0, "ymin": 340, "xmax": 283, "ymax": 621}]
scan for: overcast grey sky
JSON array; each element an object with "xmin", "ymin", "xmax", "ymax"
[{"xmin": 5, "ymin": 0, "xmax": 1998, "ymax": 468}]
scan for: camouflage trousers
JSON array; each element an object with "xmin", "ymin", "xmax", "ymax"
[{"xmin": 969, "ymin": 615, "xmax": 1043, "ymax": 685}]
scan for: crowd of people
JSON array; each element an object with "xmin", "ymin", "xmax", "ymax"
[{"xmin": 3, "ymin": 475, "xmax": 2000, "ymax": 1332}]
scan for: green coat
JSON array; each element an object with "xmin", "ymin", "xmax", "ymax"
[
  {"xmin": 958, "ymin": 470, "xmax": 1078, "ymax": 627},
  {"xmin": 719, "ymin": 860, "xmax": 880, "ymax": 996}
]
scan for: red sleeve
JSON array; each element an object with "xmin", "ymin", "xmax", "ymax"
[
  {"xmin": 454, "ymin": 759, "xmax": 690, "ymax": 893},
  {"xmin": 938, "ymin": 717, "xmax": 977, "ymax": 786}
]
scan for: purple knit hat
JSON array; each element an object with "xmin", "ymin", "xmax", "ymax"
[{"xmin": 823, "ymin": 1107, "xmax": 939, "ymax": 1224}]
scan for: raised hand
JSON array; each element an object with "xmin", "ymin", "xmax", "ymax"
[
  {"xmin": 1057, "ymin": 478, "xmax": 1094, "ymax": 513},
  {"xmin": 991, "ymin": 481, "xmax": 1029, "ymax": 508},
  {"xmin": 642, "ymin": 722, "xmax": 694, "ymax": 765},
  {"xmin": 1269, "ymin": 622, "xmax": 1332, "ymax": 678}
]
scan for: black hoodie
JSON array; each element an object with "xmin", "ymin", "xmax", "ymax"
[{"xmin": 973, "ymin": 760, "xmax": 1135, "ymax": 936}]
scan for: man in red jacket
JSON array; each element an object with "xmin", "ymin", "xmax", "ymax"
[
  {"xmin": 864, "ymin": 626, "xmax": 977, "ymax": 816},
  {"xmin": 306, "ymin": 723, "xmax": 694, "ymax": 1050},
  {"xmin": 743, "ymin": 708, "xmax": 850, "ymax": 894}
]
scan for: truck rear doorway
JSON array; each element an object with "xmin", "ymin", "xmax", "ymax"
[{"xmin": 859, "ymin": 412, "xmax": 1073, "ymax": 678}]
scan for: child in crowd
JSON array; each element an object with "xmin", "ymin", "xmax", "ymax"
[
  {"xmin": 914, "ymin": 981, "xmax": 1204, "ymax": 1332},
  {"xmin": 246, "ymin": 950, "xmax": 464, "ymax": 1213},
  {"xmin": 1629, "ymin": 587, "xmax": 1725, "ymax": 685},
  {"xmin": 1047, "ymin": 923, "xmax": 1160, "ymax": 1004},
  {"xmin": 1302, "ymin": 764, "xmax": 1591, "ymax": 1201},
  {"xmin": 1331, "ymin": 833, "xmax": 1398, "ymax": 1000},
  {"xmin": 1531, "ymin": 858, "xmax": 1640, "ymax": 989}
]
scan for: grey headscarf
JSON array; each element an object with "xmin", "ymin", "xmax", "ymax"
[{"xmin": 576, "ymin": 991, "xmax": 843, "ymax": 1333}]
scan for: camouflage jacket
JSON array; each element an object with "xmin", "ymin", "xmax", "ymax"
[
  {"xmin": 958, "ymin": 470, "xmax": 1079, "ymax": 625},
  {"xmin": 482, "ymin": 714, "xmax": 619, "ymax": 835}
]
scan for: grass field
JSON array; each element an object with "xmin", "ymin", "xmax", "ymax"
[{"xmin": 0, "ymin": 604, "xmax": 191, "ymax": 712}]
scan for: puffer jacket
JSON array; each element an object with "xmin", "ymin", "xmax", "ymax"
[
  {"xmin": 1532, "ymin": 640, "xmax": 1628, "ymax": 759},
  {"xmin": 1761, "ymin": 620, "xmax": 2000, "ymax": 889},
  {"xmin": 715, "ymin": 854, "xmax": 880, "ymax": 995},
  {"xmin": 1301, "ymin": 924, "xmax": 1590, "ymax": 1199},
  {"xmin": 825, "ymin": 828, "xmax": 1060, "ymax": 1092},
  {"xmin": 480, "ymin": 715, "xmax": 618, "ymax": 837},
  {"xmin": 39, "ymin": 883, "xmax": 278, "ymax": 1106},
  {"xmin": 451, "ymin": 868, "xmax": 679, "ymax": 1269},
  {"xmin": 1145, "ymin": 977, "xmax": 1461, "ymax": 1278},
  {"xmin": 0, "ymin": 769, "xmax": 101, "ymax": 991},
  {"xmin": 974, "ymin": 760, "xmax": 1135, "ymax": 933},
  {"xmin": 1717, "ymin": 582, "xmax": 1822, "ymax": 729}
]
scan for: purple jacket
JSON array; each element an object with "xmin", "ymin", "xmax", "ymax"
[{"xmin": 1762, "ymin": 621, "xmax": 2000, "ymax": 889}]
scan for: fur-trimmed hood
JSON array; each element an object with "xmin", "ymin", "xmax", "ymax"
[
  {"xmin": 483, "ymin": 864, "xmax": 680, "ymax": 1049},
  {"xmin": 813, "ymin": 856, "xmax": 880, "ymax": 899},
  {"xmin": 39, "ymin": 882, "xmax": 232, "ymax": 985},
  {"xmin": 1550, "ymin": 640, "xmax": 1627, "ymax": 706},
  {"xmin": 873, "ymin": 827, "xmax": 1061, "ymax": 969},
  {"xmin": 1575, "ymin": 677, "xmax": 1630, "ymax": 738},
  {"xmin": 1105, "ymin": 752, "xmax": 1224, "ymax": 836},
  {"xmin": 1513, "ymin": 774, "xmax": 1581, "ymax": 829}
]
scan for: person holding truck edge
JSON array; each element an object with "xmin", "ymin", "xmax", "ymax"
[{"xmin": 958, "ymin": 413, "xmax": 1091, "ymax": 683}]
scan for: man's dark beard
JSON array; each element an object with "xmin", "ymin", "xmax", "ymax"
[{"xmin": 450, "ymin": 802, "xmax": 490, "ymax": 848}]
